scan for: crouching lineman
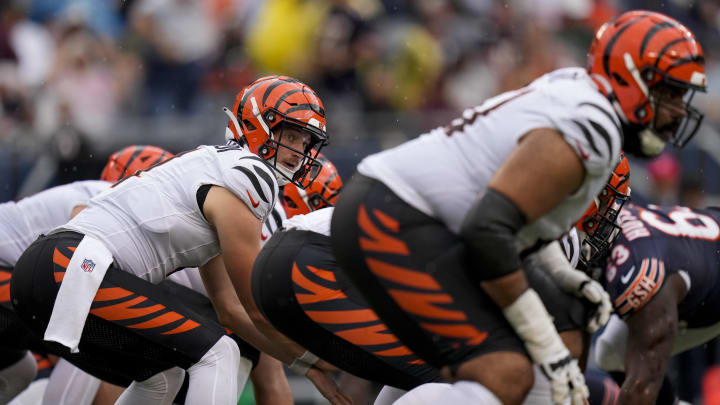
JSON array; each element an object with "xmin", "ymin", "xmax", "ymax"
[
  {"xmin": 9, "ymin": 76, "xmax": 348, "ymax": 405},
  {"xmin": 330, "ymin": 10, "xmax": 706, "ymax": 405},
  {"xmin": 0, "ymin": 145, "xmax": 171, "ymax": 405},
  {"xmin": 587, "ymin": 201, "xmax": 720, "ymax": 405},
  {"xmin": 250, "ymin": 155, "xmax": 631, "ymax": 405}
]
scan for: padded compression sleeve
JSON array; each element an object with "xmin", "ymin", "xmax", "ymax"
[{"xmin": 459, "ymin": 188, "xmax": 527, "ymax": 281}]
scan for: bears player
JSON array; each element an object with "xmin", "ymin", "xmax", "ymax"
[
  {"xmin": 9, "ymin": 76, "xmax": 344, "ymax": 405},
  {"xmin": 330, "ymin": 10, "xmax": 706, "ymax": 405},
  {"xmin": 0, "ymin": 145, "xmax": 171, "ymax": 405},
  {"xmin": 587, "ymin": 201, "xmax": 720, "ymax": 404}
]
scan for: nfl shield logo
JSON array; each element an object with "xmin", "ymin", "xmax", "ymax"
[{"xmin": 81, "ymin": 259, "xmax": 96, "ymax": 273}]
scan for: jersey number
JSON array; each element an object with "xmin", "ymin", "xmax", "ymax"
[
  {"xmin": 639, "ymin": 207, "xmax": 720, "ymax": 241},
  {"xmin": 444, "ymin": 88, "xmax": 533, "ymax": 136}
]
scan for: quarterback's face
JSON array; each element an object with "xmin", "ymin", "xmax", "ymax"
[
  {"xmin": 275, "ymin": 127, "xmax": 310, "ymax": 172},
  {"xmin": 652, "ymin": 83, "xmax": 688, "ymax": 142}
]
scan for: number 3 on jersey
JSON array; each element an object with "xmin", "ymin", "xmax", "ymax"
[{"xmin": 640, "ymin": 206, "xmax": 720, "ymax": 241}]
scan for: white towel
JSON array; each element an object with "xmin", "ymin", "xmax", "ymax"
[{"xmin": 44, "ymin": 235, "xmax": 113, "ymax": 353}]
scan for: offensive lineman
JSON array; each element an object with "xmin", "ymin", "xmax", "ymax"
[{"xmin": 330, "ymin": 10, "xmax": 707, "ymax": 405}]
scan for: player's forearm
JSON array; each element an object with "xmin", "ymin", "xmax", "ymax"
[
  {"xmin": 217, "ymin": 303, "xmax": 300, "ymax": 365},
  {"xmin": 618, "ymin": 374, "xmax": 664, "ymax": 405},
  {"xmin": 480, "ymin": 270, "xmax": 528, "ymax": 308},
  {"xmin": 251, "ymin": 354, "xmax": 293, "ymax": 405}
]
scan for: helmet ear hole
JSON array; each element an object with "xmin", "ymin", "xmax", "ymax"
[
  {"xmin": 243, "ymin": 119, "xmax": 256, "ymax": 131},
  {"xmin": 612, "ymin": 73, "xmax": 628, "ymax": 86}
]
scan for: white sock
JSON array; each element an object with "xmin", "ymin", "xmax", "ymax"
[
  {"xmin": 185, "ymin": 335, "xmax": 251, "ymax": 405},
  {"xmin": 438, "ymin": 381, "xmax": 502, "ymax": 405},
  {"xmin": 393, "ymin": 383, "xmax": 455, "ymax": 405},
  {"xmin": 115, "ymin": 367, "xmax": 185, "ymax": 405},
  {"xmin": 522, "ymin": 366, "xmax": 552, "ymax": 405},
  {"xmin": 0, "ymin": 351, "xmax": 36, "ymax": 405},
  {"xmin": 373, "ymin": 385, "xmax": 407, "ymax": 405},
  {"xmin": 41, "ymin": 358, "xmax": 100, "ymax": 405}
]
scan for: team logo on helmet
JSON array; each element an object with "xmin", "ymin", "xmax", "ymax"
[
  {"xmin": 224, "ymin": 76, "xmax": 329, "ymax": 188},
  {"xmin": 281, "ymin": 154, "xmax": 342, "ymax": 218},
  {"xmin": 587, "ymin": 10, "xmax": 706, "ymax": 157},
  {"xmin": 100, "ymin": 145, "xmax": 174, "ymax": 183}
]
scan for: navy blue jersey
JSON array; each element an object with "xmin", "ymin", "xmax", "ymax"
[{"xmin": 604, "ymin": 203, "xmax": 720, "ymax": 327}]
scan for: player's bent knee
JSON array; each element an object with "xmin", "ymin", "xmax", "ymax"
[{"xmin": 453, "ymin": 352, "xmax": 533, "ymax": 405}]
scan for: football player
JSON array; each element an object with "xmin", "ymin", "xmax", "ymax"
[
  {"xmin": 9, "ymin": 76, "xmax": 346, "ymax": 405},
  {"xmin": 330, "ymin": 10, "xmax": 706, "ymax": 405},
  {"xmin": 251, "ymin": 155, "xmax": 631, "ymax": 405},
  {"xmin": 0, "ymin": 145, "xmax": 171, "ymax": 405},
  {"xmin": 589, "ymin": 201, "xmax": 720, "ymax": 404}
]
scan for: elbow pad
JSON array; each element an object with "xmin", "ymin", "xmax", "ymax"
[{"xmin": 459, "ymin": 188, "xmax": 527, "ymax": 281}]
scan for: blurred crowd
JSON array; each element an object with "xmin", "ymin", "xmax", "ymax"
[
  {"xmin": 2, "ymin": 0, "xmax": 720, "ymax": 196},
  {"xmin": 4, "ymin": 0, "xmax": 720, "ymax": 403}
]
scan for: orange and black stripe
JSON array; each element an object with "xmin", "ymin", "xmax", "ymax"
[
  {"xmin": 292, "ymin": 260, "xmax": 424, "ymax": 365},
  {"xmin": 356, "ymin": 205, "xmax": 488, "ymax": 349},
  {"xmin": 89, "ymin": 286, "xmax": 200, "ymax": 336}
]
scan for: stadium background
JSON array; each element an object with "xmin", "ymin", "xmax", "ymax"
[{"xmin": 2, "ymin": 0, "xmax": 720, "ymax": 403}]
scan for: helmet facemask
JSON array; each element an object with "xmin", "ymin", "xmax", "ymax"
[
  {"xmin": 260, "ymin": 117, "xmax": 328, "ymax": 188},
  {"xmin": 578, "ymin": 183, "xmax": 630, "ymax": 270},
  {"xmin": 646, "ymin": 72, "xmax": 705, "ymax": 149}
]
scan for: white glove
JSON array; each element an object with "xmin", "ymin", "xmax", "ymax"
[
  {"xmin": 503, "ymin": 289, "xmax": 589, "ymax": 405},
  {"xmin": 528, "ymin": 241, "xmax": 613, "ymax": 333},
  {"xmin": 538, "ymin": 349, "xmax": 589, "ymax": 405},
  {"xmin": 577, "ymin": 279, "xmax": 613, "ymax": 333}
]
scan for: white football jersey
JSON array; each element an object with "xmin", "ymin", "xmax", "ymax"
[
  {"xmin": 63, "ymin": 144, "xmax": 279, "ymax": 283},
  {"xmin": 283, "ymin": 207, "xmax": 333, "ymax": 237},
  {"xmin": 261, "ymin": 204, "xmax": 287, "ymax": 244},
  {"xmin": 0, "ymin": 180, "xmax": 109, "ymax": 267},
  {"xmin": 560, "ymin": 227, "xmax": 581, "ymax": 270},
  {"xmin": 358, "ymin": 67, "xmax": 622, "ymax": 249}
]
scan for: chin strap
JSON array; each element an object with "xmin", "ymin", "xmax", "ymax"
[{"xmin": 639, "ymin": 128, "xmax": 667, "ymax": 156}]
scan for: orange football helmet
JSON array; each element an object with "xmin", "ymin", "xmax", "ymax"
[
  {"xmin": 224, "ymin": 75, "xmax": 328, "ymax": 188},
  {"xmin": 577, "ymin": 153, "xmax": 631, "ymax": 266},
  {"xmin": 100, "ymin": 145, "xmax": 174, "ymax": 182},
  {"xmin": 281, "ymin": 154, "xmax": 342, "ymax": 218},
  {"xmin": 587, "ymin": 10, "xmax": 706, "ymax": 157}
]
